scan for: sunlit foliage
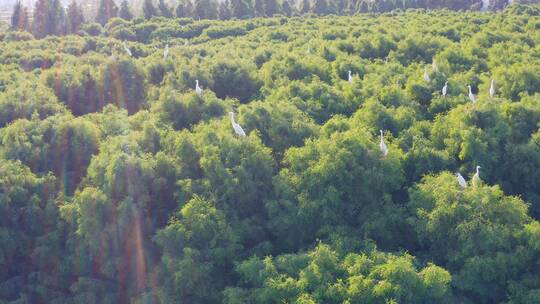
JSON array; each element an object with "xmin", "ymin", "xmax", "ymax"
[{"xmin": 1, "ymin": 5, "xmax": 540, "ymax": 303}]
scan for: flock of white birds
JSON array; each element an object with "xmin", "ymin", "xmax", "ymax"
[{"xmin": 124, "ymin": 43, "xmax": 485, "ymax": 188}]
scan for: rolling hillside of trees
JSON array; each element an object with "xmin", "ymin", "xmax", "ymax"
[{"xmin": 1, "ymin": 3, "xmax": 540, "ymax": 304}]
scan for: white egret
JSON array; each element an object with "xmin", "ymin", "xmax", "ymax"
[
  {"xmin": 489, "ymin": 79, "xmax": 495, "ymax": 98},
  {"xmin": 468, "ymin": 85, "xmax": 476, "ymax": 103},
  {"xmin": 379, "ymin": 130, "xmax": 388, "ymax": 157},
  {"xmin": 123, "ymin": 42, "xmax": 132, "ymax": 57},
  {"xmin": 164, "ymin": 44, "xmax": 169, "ymax": 59},
  {"xmin": 230, "ymin": 112, "xmax": 246, "ymax": 137},
  {"xmin": 348, "ymin": 70, "xmax": 353, "ymax": 83},
  {"xmin": 195, "ymin": 80, "xmax": 203, "ymax": 96},
  {"xmin": 456, "ymin": 173, "xmax": 467, "ymax": 189},
  {"xmin": 424, "ymin": 66, "xmax": 430, "ymax": 82},
  {"xmin": 472, "ymin": 165, "xmax": 482, "ymax": 185},
  {"xmin": 442, "ymin": 81, "xmax": 448, "ymax": 97}
]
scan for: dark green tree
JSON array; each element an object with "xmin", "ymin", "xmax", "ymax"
[
  {"xmin": 143, "ymin": 0, "xmax": 159, "ymax": 19},
  {"xmin": 231, "ymin": 0, "xmax": 252, "ymax": 18},
  {"xmin": 312, "ymin": 0, "xmax": 329, "ymax": 14},
  {"xmin": 118, "ymin": 0, "xmax": 133, "ymax": 20},
  {"xmin": 282, "ymin": 0, "xmax": 293, "ymax": 16},
  {"xmin": 254, "ymin": 0, "xmax": 265, "ymax": 16},
  {"xmin": 10, "ymin": 1, "xmax": 29, "ymax": 31},
  {"xmin": 175, "ymin": 1, "xmax": 188, "ymax": 17},
  {"xmin": 66, "ymin": 0, "xmax": 85, "ymax": 34},
  {"xmin": 265, "ymin": 0, "xmax": 280, "ymax": 16},
  {"xmin": 155, "ymin": 197, "xmax": 241, "ymax": 302},
  {"xmin": 300, "ymin": 0, "xmax": 311, "ymax": 14},
  {"xmin": 95, "ymin": 0, "xmax": 118, "ymax": 25},
  {"xmin": 32, "ymin": 0, "xmax": 65, "ymax": 38},
  {"xmin": 193, "ymin": 0, "xmax": 218, "ymax": 19},
  {"xmin": 218, "ymin": 0, "xmax": 232, "ymax": 19},
  {"xmin": 101, "ymin": 59, "xmax": 147, "ymax": 115},
  {"xmin": 159, "ymin": 0, "xmax": 174, "ymax": 17}
]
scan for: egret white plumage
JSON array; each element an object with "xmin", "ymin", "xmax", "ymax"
[
  {"xmin": 442, "ymin": 81, "xmax": 448, "ymax": 97},
  {"xmin": 195, "ymin": 80, "xmax": 203, "ymax": 96},
  {"xmin": 379, "ymin": 130, "xmax": 388, "ymax": 157},
  {"xmin": 472, "ymin": 166, "xmax": 482, "ymax": 185},
  {"xmin": 348, "ymin": 70, "xmax": 353, "ymax": 83},
  {"xmin": 489, "ymin": 79, "xmax": 495, "ymax": 98},
  {"xmin": 432, "ymin": 59, "xmax": 438, "ymax": 72},
  {"xmin": 164, "ymin": 44, "xmax": 169, "ymax": 59},
  {"xmin": 456, "ymin": 173, "xmax": 467, "ymax": 189},
  {"xmin": 468, "ymin": 85, "xmax": 476, "ymax": 103},
  {"xmin": 123, "ymin": 42, "xmax": 132, "ymax": 57},
  {"xmin": 230, "ymin": 112, "xmax": 246, "ymax": 137},
  {"xmin": 424, "ymin": 66, "xmax": 430, "ymax": 82}
]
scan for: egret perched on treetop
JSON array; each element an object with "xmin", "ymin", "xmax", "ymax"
[
  {"xmin": 348, "ymin": 70, "xmax": 353, "ymax": 83},
  {"xmin": 379, "ymin": 130, "xmax": 388, "ymax": 157},
  {"xmin": 164, "ymin": 44, "xmax": 169, "ymax": 59},
  {"xmin": 195, "ymin": 80, "xmax": 203, "ymax": 96},
  {"xmin": 468, "ymin": 85, "xmax": 476, "ymax": 103},
  {"xmin": 123, "ymin": 42, "xmax": 132, "ymax": 57},
  {"xmin": 230, "ymin": 112, "xmax": 246, "ymax": 137},
  {"xmin": 489, "ymin": 79, "xmax": 495, "ymax": 98},
  {"xmin": 472, "ymin": 166, "xmax": 482, "ymax": 185},
  {"xmin": 442, "ymin": 81, "xmax": 448, "ymax": 97},
  {"xmin": 456, "ymin": 173, "xmax": 467, "ymax": 189},
  {"xmin": 424, "ymin": 66, "xmax": 430, "ymax": 82}
]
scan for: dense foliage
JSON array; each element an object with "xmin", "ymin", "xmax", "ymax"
[
  {"xmin": 1, "ymin": 5, "xmax": 540, "ymax": 303},
  {"xmin": 7, "ymin": 0, "xmax": 538, "ymax": 40}
]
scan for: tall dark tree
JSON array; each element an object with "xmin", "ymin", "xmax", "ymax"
[
  {"xmin": 231, "ymin": 0, "xmax": 251, "ymax": 18},
  {"xmin": 282, "ymin": 0, "xmax": 293, "ymax": 15},
  {"xmin": 118, "ymin": 0, "xmax": 134, "ymax": 20},
  {"xmin": 300, "ymin": 0, "xmax": 311, "ymax": 14},
  {"xmin": 343, "ymin": 0, "xmax": 358, "ymax": 14},
  {"xmin": 143, "ymin": 0, "xmax": 159, "ymax": 19},
  {"xmin": 218, "ymin": 0, "xmax": 232, "ymax": 19},
  {"xmin": 176, "ymin": 1, "xmax": 188, "ymax": 17},
  {"xmin": 159, "ymin": 0, "xmax": 174, "ymax": 17},
  {"xmin": 312, "ymin": 0, "xmax": 329, "ymax": 14},
  {"xmin": 193, "ymin": 0, "xmax": 218, "ymax": 19},
  {"xmin": 265, "ymin": 0, "xmax": 280, "ymax": 16},
  {"xmin": 254, "ymin": 0, "xmax": 265, "ymax": 16},
  {"xmin": 184, "ymin": 0, "xmax": 194, "ymax": 16},
  {"xmin": 333, "ymin": 0, "xmax": 347, "ymax": 13},
  {"xmin": 32, "ymin": 0, "xmax": 65, "ymax": 38},
  {"xmin": 10, "ymin": 1, "xmax": 29, "ymax": 31},
  {"xmin": 95, "ymin": 0, "xmax": 118, "ymax": 25},
  {"xmin": 66, "ymin": 0, "xmax": 84, "ymax": 34}
]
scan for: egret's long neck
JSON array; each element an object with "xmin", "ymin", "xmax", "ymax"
[
  {"xmin": 476, "ymin": 166, "xmax": 480, "ymax": 174},
  {"xmin": 230, "ymin": 114, "xmax": 235, "ymax": 124}
]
